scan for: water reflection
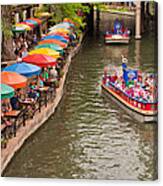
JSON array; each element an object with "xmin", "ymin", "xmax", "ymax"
[{"xmin": 135, "ymin": 40, "xmax": 141, "ymax": 68}]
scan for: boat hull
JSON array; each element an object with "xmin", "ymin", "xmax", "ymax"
[
  {"xmin": 104, "ymin": 35, "xmax": 130, "ymax": 44},
  {"xmin": 101, "ymin": 84, "xmax": 157, "ymax": 123}
]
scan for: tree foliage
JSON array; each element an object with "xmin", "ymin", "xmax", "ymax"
[
  {"xmin": 1, "ymin": 5, "xmax": 16, "ymax": 61},
  {"xmin": 35, "ymin": 3, "xmax": 90, "ymax": 29},
  {"xmin": 1, "ymin": 5, "xmax": 13, "ymax": 39}
]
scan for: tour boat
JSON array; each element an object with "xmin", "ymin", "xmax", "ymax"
[
  {"xmin": 101, "ymin": 64, "xmax": 157, "ymax": 123},
  {"xmin": 104, "ymin": 32, "xmax": 130, "ymax": 44},
  {"xmin": 104, "ymin": 19, "xmax": 130, "ymax": 44}
]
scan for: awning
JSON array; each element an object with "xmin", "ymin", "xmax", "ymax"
[
  {"xmin": 38, "ymin": 39, "xmax": 68, "ymax": 49},
  {"xmin": 25, "ymin": 19, "xmax": 38, "ymax": 26},
  {"xmin": 29, "ymin": 48, "xmax": 60, "ymax": 59},
  {"xmin": 1, "ymin": 72, "xmax": 27, "ymax": 89},
  {"xmin": 3, "ymin": 62, "xmax": 41, "ymax": 78},
  {"xmin": 41, "ymin": 35, "xmax": 68, "ymax": 43},
  {"xmin": 1, "ymin": 84, "xmax": 15, "ymax": 100},
  {"xmin": 35, "ymin": 44, "xmax": 64, "ymax": 54},
  {"xmin": 22, "ymin": 54, "xmax": 57, "ymax": 68}
]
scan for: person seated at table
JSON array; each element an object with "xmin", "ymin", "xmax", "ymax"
[
  {"xmin": 1, "ymin": 113, "xmax": 12, "ymax": 148},
  {"xmin": 1, "ymin": 112, "xmax": 12, "ymax": 131},
  {"xmin": 49, "ymin": 67, "xmax": 58, "ymax": 80},
  {"xmin": 10, "ymin": 91, "xmax": 21, "ymax": 110},
  {"xmin": 28, "ymin": 88, "xmax": 39, "ymax": 100},
  {"xmin": 55, "ymin": 63, "xmax": 61, "ymax": 79},
  {"xmin": 2, "ymin": 99, "xmax": 12, "ymax": 113},
  {"xmin": 37, "ymin": 76, "xmax": 44, "ymax": 88},
  {"xmin": 40, "ymin": 68, "xmax": 49, "ymax": 82}
]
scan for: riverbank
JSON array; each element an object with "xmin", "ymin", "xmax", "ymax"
[{"xmin": 1, "ymin": 32, "xmax": 85, "ymax": 174}]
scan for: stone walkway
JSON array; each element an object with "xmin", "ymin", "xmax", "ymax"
[{"xmin": 1, "ymin": 37, "xmax": 83, "ymax": 174}]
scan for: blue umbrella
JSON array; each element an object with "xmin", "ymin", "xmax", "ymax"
[
  {"xmin": 49, "ymin": 22, "xmax": 74, "ymax": 31},
  {"xmin": 62, "ymin": 22, "xmax": 75, "ymax": 27},
  {"xmin": 3, "ymin": 62, "xmax": 41, "ymax": 78},
  {"xmin": 25, "ymin": 19, "xmax": 38, "ymax": 26},
  {"xmin": 41, "ymin": 35, "xmax": 68, "ymax": 43}
]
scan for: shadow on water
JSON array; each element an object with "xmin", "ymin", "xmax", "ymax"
[{"xmin": 4, "ymin": 13, "xmax": 157, "ymax": 180}]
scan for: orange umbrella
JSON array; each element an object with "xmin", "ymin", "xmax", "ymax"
[
  {"xmin": 38, "ymin": 39, "xmax": 68, "ymax": 49},
  {"xmin": 1, "ymin": 71, "xmax": 27, "ymax": 89}
]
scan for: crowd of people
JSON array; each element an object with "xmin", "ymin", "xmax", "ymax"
[
  {"xmin": 13, "ymin": 33, "xmax": 38, "ymax": 62},
  {"xmin": 103, "ymin": 66, "xmax": 157, "ymax": 103}
]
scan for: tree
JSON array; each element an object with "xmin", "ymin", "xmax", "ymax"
[
  {"xmin": 1, "ymin": 5, "xmax": 16, "ymax": 61},
  {"xmin": 35, "ymin": 3, "xmax": 90, "ymax": 30}
]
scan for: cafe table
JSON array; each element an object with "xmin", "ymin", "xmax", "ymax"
[{"xmin": 4, "ymin": 110, "xmax": 24, "ymax": 137}]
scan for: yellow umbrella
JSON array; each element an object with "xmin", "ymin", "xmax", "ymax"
[
  {"xmin": 29, "ymin": 48, "xmax": 60, "ymax": 59},
  {"xmin": 15, "ymin": 23, "xmax": 32, "ymax": 31},
  {"xmin": 37, "ymin": 12, "xmax": 51, "ymax": 17},
  {"xmin": 49, "ymin": 28, "xmax": 71, "ymax": 34}
]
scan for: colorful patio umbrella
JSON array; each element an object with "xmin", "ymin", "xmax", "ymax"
[
  {"xmin": 1, "ymin": 84, "xmax": 15, "ymax": 100},
  {"xmin": 61, "ymin": 21, "xmax": 75, "ymax": 26},
  {"xmin": 28, "ymin": 18, "xmax": 42, "ymax": 25},
  {"xmin": 41, "ymin": 35, "xmax": 68, "ymax": 43},
  {"xmin": 20, "ymin": 22, "xmax": 35, "ymax": 28},
  {"xmin": 49, "ymin": 22, "xmax": 73, "ymax": 31},
  {"xmin": 15, "ymin": 23, "xmax": 32, "ymax": 30},
  {"xmin": 25, "ymin": 19, "xmax": 38, "ymax": 26},
  {"xmin": 63, "ymin": 18, "xmax": 75, "ymax": 25},
  {"xmin": 22, "ymin": 54, "xmax": 57, "ymax": 68},
  {"xmin": 35, "ymin": 44, "xmax": 64, "ymax": 54},
  {"xmin": 12, "ymin": 26, "xmax": 26, "ymax": 33},
  {"xmin": 38, "ymin": 39, "xmax": 68, "ymax": 48},
  {"xmin": 49, "ymin": 28, "xmax": 71, "ymax": 34},
  {"xmin": 1, "ymin": 72, "xmax": 27, "ymax": 89},
  {"xmin": 47, "ymin": 32, "xmax": 70, "ymax": 40},
  {"xmin": 3, "ymin": 62, "xmax": 41, "ymax": 78},
  {"xmin": 29, "ymin": 48, "xmax": 60, "ymax": 58}
]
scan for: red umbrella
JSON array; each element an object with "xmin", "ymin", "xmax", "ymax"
[
  {"xmin": 1, "ymin": 71, "xmax": 27, "ymax": 89},
  {"xmin": 22, "ymin": 54, "xmax": 57, "ymax": 68},
  {"xmin": 38, "ymin": 39, "xmax": 68, "ymax": 48}
]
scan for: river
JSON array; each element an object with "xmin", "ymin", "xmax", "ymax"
[{"xmin": 4, "ymin": 13, "xmax": 157, "ymax": 180}]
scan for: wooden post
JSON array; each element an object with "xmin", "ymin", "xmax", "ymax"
[{"xmin": 135, "ymin": 1, "xmax": 141, "ymax": 39}]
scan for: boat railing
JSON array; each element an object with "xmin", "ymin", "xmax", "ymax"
[{"xmin": 108, "ymin": 82, "xmax": 157, "ymax": 111}]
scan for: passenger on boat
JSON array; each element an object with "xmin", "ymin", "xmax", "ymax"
[
  {"xmin": 114, "ymin": 18, "xmax": 122, "ymax": 34},
  {"xmin": 110, "ymin": 72, "xmax": 118, "ymax": 83},
  {"xmin": 121, "ymin": 19, "xmax": 125, "ymax": 33}
]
